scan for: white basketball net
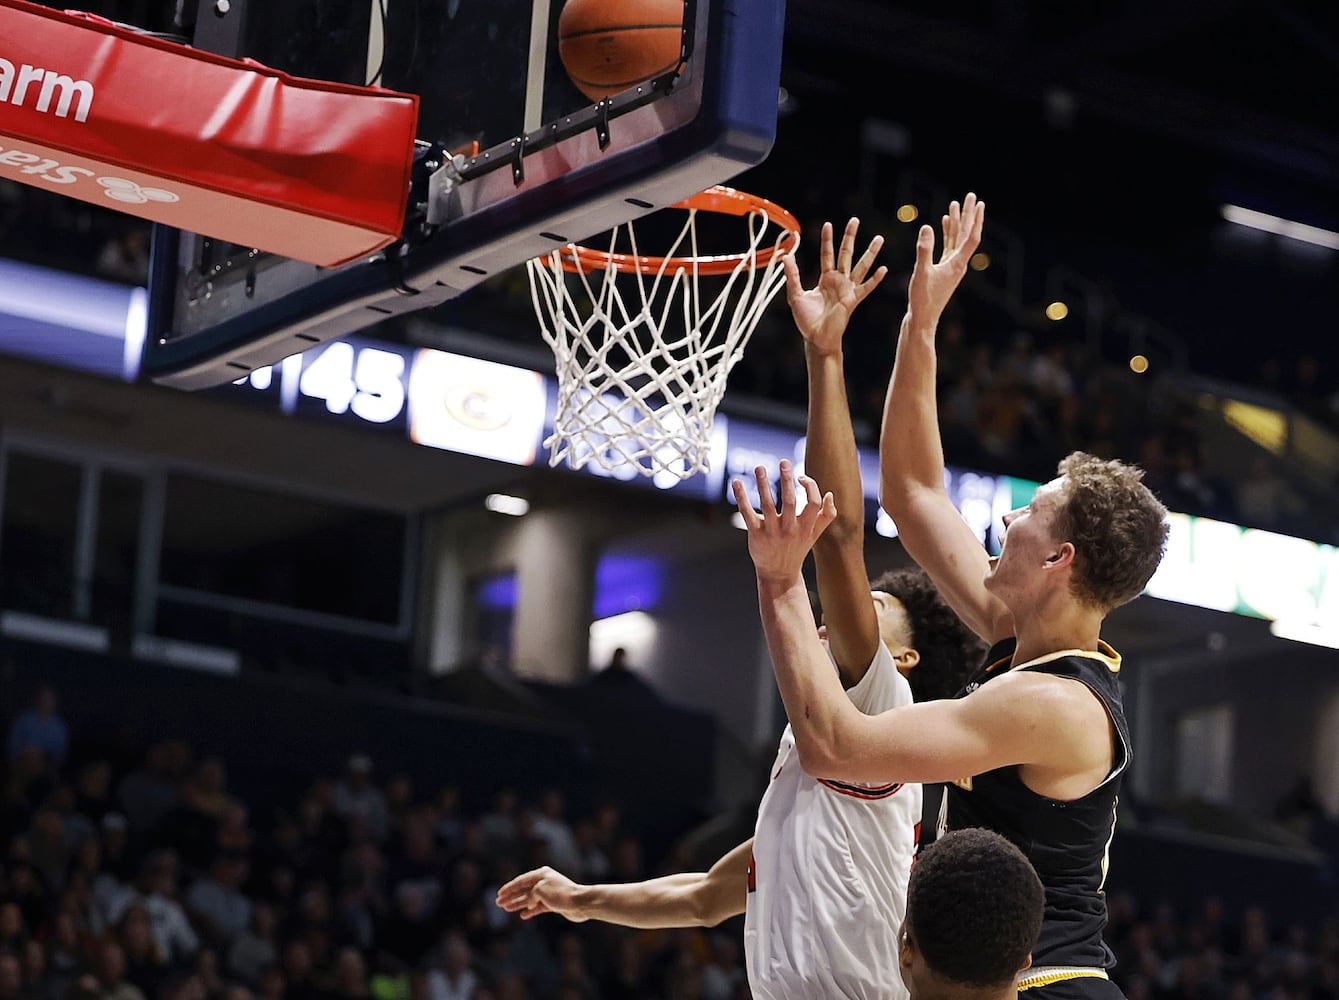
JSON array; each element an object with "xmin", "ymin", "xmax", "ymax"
[{"xmin": 527, "ymin": 203, "xmax": 795, "ymax": 480}]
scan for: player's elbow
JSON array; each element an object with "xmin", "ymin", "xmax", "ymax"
[
  {"xmin": 813, "ymin": 516, "xmax": 860, "ymax": 548},
  {"xmin": 877, "ymin": 477, "xmax": 920, "ymax": 517},
  {"xmin": 794, "ymin": 736, "xmax": 845, "ymax": 782},
  {"xmin": 689, "ymin": 884, "xmax": 741, "ymax": 928},
  {"xmin": 692, "ymin": 894, "xmax": 739, "ymax": 928}
]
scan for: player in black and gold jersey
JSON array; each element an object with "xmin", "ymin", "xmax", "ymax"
[{"xmin": 730, "ymin": 193, "xmax": 1168, "ymax": 1000}]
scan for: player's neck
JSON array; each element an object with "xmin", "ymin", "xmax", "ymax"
[
  {"xmin": 1009, "ymin": 592, "xmax": 1104, "ymax": 666},
  {"xmin": 914, "ymin": 979, "xmax": 1019, "ymax": 1000}
]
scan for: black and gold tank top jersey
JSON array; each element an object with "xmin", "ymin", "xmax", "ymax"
[{"xmin": 940, "ymin": 637, "xmax": 1130, "ymax": 978}]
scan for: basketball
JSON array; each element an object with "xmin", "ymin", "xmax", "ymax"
[{"xmin": 558, "ymin": 0, "xmax": 685, "ymax": 102}]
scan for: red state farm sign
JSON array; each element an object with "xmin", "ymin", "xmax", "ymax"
[{"xmin": 0, "ymin": 0, "xmax": 419, "ymax": 268}]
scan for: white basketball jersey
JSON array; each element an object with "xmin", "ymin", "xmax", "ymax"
[{"xmin": 745, "ymin": 642, "xmax": 919, "ymax": 1000}]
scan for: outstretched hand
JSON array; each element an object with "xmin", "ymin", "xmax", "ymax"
[
  {"xmin": 784, "ymin": 218, "xmax": 888, "ymax": 356},
  {"xmin": 907, "ymin": 192, "xmax": 985, "ymax": 330},
  {"xmin": 496, "ymin": 866, "xmax": 587, "ymax": 922},
  {"xmin": 731, "ymin": 460, "xmax": 837, "ymax": 584}
]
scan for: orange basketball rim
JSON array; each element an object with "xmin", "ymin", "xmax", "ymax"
[{"xmin": 558, "ymin": 185, "xmax": 800, "ymax": 275}]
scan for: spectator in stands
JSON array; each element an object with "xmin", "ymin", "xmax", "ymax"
[
  {"xmin": 185, "ymin": 853, "xmax": 253, "ymax": 946},
  {"xmin": 279, "ymin": 940, "xmax": 318, "ymax": 1000},
  {"xmin": 214, "ymin": 802, "xmax": 253, "ymax": 858},
  {"xmin": 116, "ymin": 902, "xmax": 167, "ymax": 999},
  {"xmin": 225, "ymin": 902, "xmax": 277, "ymax": 987},
  {"xmin": 332, "ymin": 947, "xmax": 369, "ymax": 1000},
  {"xmin": 426, "ymin": 931, "xmax": 477, "ymax": 1000},
  {"xmin": 8, "ymin": 686, "xmax": 68, "ymax": 771},
  {"xmin": 255, "ymin": 964, "xmax": 284, "ymax": 1000},
  {"xmin": 587, "ymin": 648, "xmax": 661, "ymax": 703},
  {"xmin": 480, "ymin": 790, "xmax": 520, "ymax": 855},
  {"xmin": 380, "ymin": 776, "xmax": 413, "ymax": 847},
  {"xmin": 26, "ymin": 808, "xmax": 70, "ymax": 894},
  {"xmin": 1236, "ymin": 456, "xmax": 1306, "ymax": 531},
  {"xmin": 377, "ymin": 882, "xmax": 437, "ymax": 968},
  {"xmin": 114, "ymin": 852, "xmax": 199, "ymax": 964},
  {"xmin": 74, "ymin": 762, "xmax": 115, "ymax": 828},
  {"xmin": 0, "ymin": 901, "xmax": 24, "ymax": 953},
  {"xmin": 93, "ymin": 940, "xmax": 146, "ymax": 1000},
  {"xmin": 333, "ymin": 755, "xmax": 388, "ymax": 843},
  {"xmin": 117, "ymin": 743, "xmax": 179, "ymax": 837},
  {"xmin": 22, "ymin": 938, "xmax": 57, "ymax": 1000},
  {"xmin": 526, "ymin": 790, "xmax": 580, "ymax": 876},
  {"xmin": 0, "ymin": 953, "xmax": 21, "ymax": 1000},
  {"xmin": 191, "ymin": 948, "xmax": 226, "ymax": 999},
  {"xmin": 180, "ymin": 759, "xmax": 232, "ymax": 822},
  {"xmin": 434, "ymin": 785, "xmax": 464, "ymax": 849}
]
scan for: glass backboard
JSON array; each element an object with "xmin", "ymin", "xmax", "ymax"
[{"xmin": 143, "ymin": 0, "xmax": 786, "ymax": 389}]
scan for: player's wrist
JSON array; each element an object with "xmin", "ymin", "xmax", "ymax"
[
  {"xmin": 902, "ymin": 310, "xmax": 939, "ymax": 339},
  {"xmin": 566, "ymin": 884, "xmax": 596, "ymax": 920}
]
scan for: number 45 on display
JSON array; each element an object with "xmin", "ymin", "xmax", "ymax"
[{"xmin": 298, "ymin": 342, "xmax": 407, "ymax": 424}]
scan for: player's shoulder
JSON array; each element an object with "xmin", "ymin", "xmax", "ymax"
[{"xmin": 966, "ymin": 667, "xmax": 1108, "ymax": 724}]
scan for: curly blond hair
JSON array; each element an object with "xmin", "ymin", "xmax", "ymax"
[{"xmin": 1052, "ymin": 451, "xmax": 1170, "ymax": 612}]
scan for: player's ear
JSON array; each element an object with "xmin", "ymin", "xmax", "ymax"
[
  {"xmin": 1045, "ymin": 541, "xmax": 1076, "ymax": 570},
  {"xmin": 1018, "ymin": 952, "xmax": 1033, "ymax": 974},
  {"xmin": 896, "ymin": 649, "xmax": 920, "ymax": 671},
  {"xmin": 898, "ymin": 924, "xmax": 914, "ymax": 968}
]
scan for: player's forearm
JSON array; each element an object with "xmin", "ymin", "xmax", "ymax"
[
  {"xmin": 804, "ymin": 345, "xmax": 865, "ymax": 542},
  {"xmin": 880, "ymin": 314, "xmax": 948, "ymax": 506},
  {"xmin": 756, "ymin": 573, "xmax": 865, "ymax": 775},
  {"xmin": 572, "ymin": 873, "xmax": 734, "ymax": 928}
]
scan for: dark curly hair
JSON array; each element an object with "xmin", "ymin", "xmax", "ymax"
[
  {"xmin": 1053, "ymin": 451, "xmax": 1170, "ymax": 612},
  {"xmin": 906, "ymin": 828, "xmax": 1044, "ymax": 988},
  {"xmin": 869, "ymin": 566, "xmax": 984, "ymax": 702}
]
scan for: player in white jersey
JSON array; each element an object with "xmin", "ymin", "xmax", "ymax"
[{"xmin": 496, "ymin": 219, "xmax": 981, "ymax": 999}]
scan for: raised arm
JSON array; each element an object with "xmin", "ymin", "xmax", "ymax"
[
  {"xmin": 879, "ymin": 194, "xmax": 1011, "ymax": 643},
  {"xmin": 495, "ymin": 838, "xmax": 751, "ymax": 929},
  {"xmin": 786, "ymin": 218, "xmax": 888, "ymax": 685},
  {"xmin": 734, "ymin": 463, "xmax": 1106, "ymax": 790}
]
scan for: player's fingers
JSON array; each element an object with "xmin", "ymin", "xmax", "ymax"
[
  {"xmin": 947, "ymin": 199, "xmax": 961, "ymax": 253},
  {"xmin": 799, "ymin": 474, "xmax": 823, "ymax": 512},
  {"xmin": 956, "ymin": 193, "xmax": 978, "ymax": 253},
  {"xmin": 969, "ymin": 198, "xmax": 985, "ymax": 251},
  {"xmin": 731, "ymin": 479, "xmax": 762, "ymax": 529},
  {"xmin": 782, "ymin": 253, "xmax": 804, "ymax": 302},
  {"xmin": 837, "ymin": 217, "xmax": 858, "ymax": 272},
  {"xmin": 850, "ymin": 234, "xmax": 884, "ymax": 284},
  {"xmin": 819, "ymin": 220, "xmax": 835, "ymax": 273},
  {"xmin": 914, "ymin": 225, "xmax": 935, "ymax": 271},
  {"xmin": 778, "ymin": 461, "xmax": 797, "ymax": 518},
  {"xmin": 821, "ymin": 491, "xmax": 838, "ymax": 523},
  {"xmin": 497, "ymin": 870, "xmax": 541, "ymax": 898},
  {"xmin": 755, "ymin": 465, "xmax": 779, "ymax": 519}
]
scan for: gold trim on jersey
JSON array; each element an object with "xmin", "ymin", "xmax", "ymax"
[
  {"xmin": 1017, "ymin": 966, "xmax": 1111, "ymax": 991},
  {"xmin": 995, "ymin": 641, "xmax": 1123, "ymax": 675}
]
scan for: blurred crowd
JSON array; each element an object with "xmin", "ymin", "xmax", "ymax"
[
  {"xmin": 1106, "ymin": 893, "xmax": 1339, "ymax": 1000},
  {"xmin": 3, "ymin": 683, "xmax": 751, "ymax": 1000}
]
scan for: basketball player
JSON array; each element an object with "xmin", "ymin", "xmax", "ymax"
[
  {"xmin": 731, "ymin": 194, "xmax": 1169, "ymax": 1000},
  {"xmin": 497, "ymin": 219, "xmax": 980, "ymax": 999},
  {"xmin": 901, "ymin": 827, "xmax": 1045, "ymax": 1000}
]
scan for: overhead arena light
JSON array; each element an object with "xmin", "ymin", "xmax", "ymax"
[
  {"xmin": 1220, "ymin": 205, "xmax": 1339, "ymax": 251},
  {"xmin": 484, "ymin": 493, "xmax": 530, "ymax": 516}
]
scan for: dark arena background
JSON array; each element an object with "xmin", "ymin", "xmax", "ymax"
[{"xmin": 1, "ymin": 2, "xmax": 1338, "ymax": 999}]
